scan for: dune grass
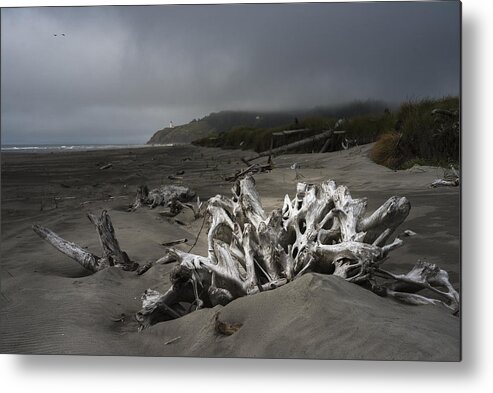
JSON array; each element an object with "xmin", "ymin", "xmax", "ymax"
[
  {"xmin": 369, "ymin": 132, "xmax": 403, "ymax": 169},
  {"xmin": 193, "ymin": 96, "xmax": 459, "ymax": 170},
  {"xmin": 371, "ymin": 97, "xmax": 459, "ymax": 169},
  {"xmin": 342, "ymin": 112, "xmax": 396, "ymax": 144}
]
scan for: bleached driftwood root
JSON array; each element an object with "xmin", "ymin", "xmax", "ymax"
[
  {"xmin": 33, "ymin": 210, "xmax": 138, "ymax": 272},
  {"xmin": 431, "ymin": 165, "xmax": 460, "ymax": 188},
  {"xmin": 136, "ymin": 176, "xmax": 459, "ymax": 329},
  {"xmin": 129, "ymin": 184, "xmax": 196, "ymax": 211}
]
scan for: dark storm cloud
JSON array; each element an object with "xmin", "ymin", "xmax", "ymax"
[{"xmin": 1, "ymin": 2, "xmax": 460, "ymax": 144}]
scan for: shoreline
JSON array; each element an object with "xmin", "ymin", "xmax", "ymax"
[{"xmin": 0, "ymin": 143, "xmax": 177, "ymax": 155}]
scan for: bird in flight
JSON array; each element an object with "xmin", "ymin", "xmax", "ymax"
[{"xmin": 53, "ymin": 34, "xmax": 67, "ymax": 37}]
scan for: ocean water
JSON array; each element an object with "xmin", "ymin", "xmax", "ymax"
[{"xmin": 0, "ymin": 143, "xmax": 172, "ymax": 153}]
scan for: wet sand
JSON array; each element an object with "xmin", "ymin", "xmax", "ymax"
[{"xmin": 0, "ymin": 144, "xmax": 460, "ymax": 360}]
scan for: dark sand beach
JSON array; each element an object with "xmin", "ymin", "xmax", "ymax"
[{"xmin": 0, "ymin": 144, "xmax": 460, "ymax": 360}]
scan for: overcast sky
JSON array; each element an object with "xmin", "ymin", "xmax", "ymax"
[{"xmin": 1, "ymin": 1, "xmax": 460, "ymax": 145}]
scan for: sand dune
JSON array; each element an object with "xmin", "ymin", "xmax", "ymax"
[{"xmin": 0, "ymin": 144, "xmax": 460, "ymax": 359}]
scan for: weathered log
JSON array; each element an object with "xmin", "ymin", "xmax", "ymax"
[
  {"xmin": 431, "ymin": 108, "xmax": 459, "ymax": 118},
  {"xmin": 137, "ymin": 175, "xmax": 459, "ymax": 329},
  {"xmin": 245, "ymin": 129, "xmax": 334, "ymax": 162},
  {"xmin": 431, "ymin": 178, "xmax": 460, "ymax": 188},
  {"xmin": 271, "ymin": 128, "xmax": 311, "ymax": 137},
  {"xmin": 33, "ymin": 210, "xmax": 138, "ymax": 272},
  {"xmin": 32, "ymin": 224, "xmax": 103, "ymax": 272}
]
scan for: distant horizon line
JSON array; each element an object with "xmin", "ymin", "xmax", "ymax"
[{"xmin": 1, "ymin": 94, "xmax": 460, "ymax": 145}]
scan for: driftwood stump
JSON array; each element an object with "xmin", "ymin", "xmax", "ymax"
[{"xmin": 136, "ymin": 176, "xmax": 459, "ymax": 329}]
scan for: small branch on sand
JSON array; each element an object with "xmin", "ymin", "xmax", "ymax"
[
  {"xmin": 164, "ymin": 336, "xmax": 181, "ymax": 345},
  {"xmin": 79, "ymin": 195, "xmax": 127, "ymax": 207},
  {"xmin": 225, "ymin": 163, "xmax": 272, "ymax": 182},
  {"xmin": 162, "ymin": 238, "xmax": 188, "ymax": 247},
  {"xmin": 99, "ymin": 163, "xmax": 113, "ymax": 170}
]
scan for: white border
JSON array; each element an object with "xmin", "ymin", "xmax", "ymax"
[{"xmin": 2, "ymin": 1, "xmax": 492, "ymax": 392}]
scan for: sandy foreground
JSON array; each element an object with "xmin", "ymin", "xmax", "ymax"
[{"xmin": 0, "ymin": 144, "xmax": 460, "ymax": 360}]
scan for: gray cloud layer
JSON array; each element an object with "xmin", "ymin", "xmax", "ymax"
[{"xmin": 1, "ymin": 2, "xmax": 460, "ymax": 144}]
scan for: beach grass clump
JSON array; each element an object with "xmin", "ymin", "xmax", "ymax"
[
  {"xmin": 223, "ymin": 126, "xmax": 277, "ymax": 152},
  {"xmin": 370, "ymin": 131, "xmax": 403, "ymax": 169},
  {"xmin": 371, "ymin": 96, "xmax": 460, "ymax": 169}
]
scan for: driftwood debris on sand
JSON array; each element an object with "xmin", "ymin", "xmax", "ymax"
[
  {"xmin": 130, "ymin": 184, "xmax": 195, "ymax": 210},
  {"xmin": 431, "ymin": 165, "xmax": 460, "ymax": 188},
  {"xmin": 129, "ymin": 184, "xmax": 202, "ymax": 218},
  {"xmin": 32, "ymin": 176, "xmax": 459, "ymax": 331}
]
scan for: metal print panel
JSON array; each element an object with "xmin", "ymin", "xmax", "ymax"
[{"xmin": 0, "ymin": 1, "xmax": 461, "ymax": 360}]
